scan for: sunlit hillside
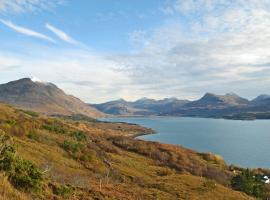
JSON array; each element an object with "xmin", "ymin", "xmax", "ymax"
[{"xmin": 0, "ymin": 103, "xmax": 257, "ymax": 200}]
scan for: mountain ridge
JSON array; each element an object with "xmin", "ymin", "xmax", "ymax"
[
  {"xmin": 93, "ymin": 93, "xmax": 270, "ymax": 119},
  {"xmin": 0, "ymin": 78, "xmax": 104, "ymax": 118}
]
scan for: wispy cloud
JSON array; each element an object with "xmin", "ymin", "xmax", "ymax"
[
  {"xmin": 0, "ymin": 0, "xmax": 64, "ymax": 14},
  {"xmin": 45, "ymin": 23, "xmax": 81, "ymax": 45},
  {"xmin": 0, "ymin": 19, "xmax": 54, "ymax": 42}
]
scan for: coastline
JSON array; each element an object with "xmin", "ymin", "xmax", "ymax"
[{"xmin": 100, "ymin": 114, "xmax": 270, "ymax": 121}]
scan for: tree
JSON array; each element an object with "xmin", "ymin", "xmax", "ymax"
[{"xmin": 231, "ymin": 169, "xmax": 265, "ymax": 198}]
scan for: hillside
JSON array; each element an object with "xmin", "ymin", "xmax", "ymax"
[
  {"xmin": 183, "ymin": 93, "xmax": 249, "ymax": 108},
  {"xmin": 0, "ymin": 103, "xmax": 258, "ymax": 200},
  {"xmin": 91, "ymin": 97, "xmax": 189, "ymax": 116},
  {"xmin": 91, "ymin": 99, "xmax": 153, "ymax": 116},
  {"xmin": 0, "ymin": 78, "xmax": 104, "ymax": 118}
]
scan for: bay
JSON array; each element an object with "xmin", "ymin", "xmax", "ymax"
[{"xmin": 103, "ymin": 117, "xmax": 270, "ymax": 168}]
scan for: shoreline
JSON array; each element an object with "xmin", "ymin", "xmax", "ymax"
[{"xmin": 100, "ymin": 115, "xmax": 270, "ymax": 121}]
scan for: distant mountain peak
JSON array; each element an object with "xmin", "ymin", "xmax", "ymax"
[
  {"xmin": 201, "ymin": 93, "xmax": 219, "ymax": 100},
  {"xmin": 10, "ymin": 77, "xmax": 49, "ymax": 85},
  {"xmin": 0, "ymin": 78, "xmax": 104, "ymax": 118},
  {"xmin": 225, "ymin": 92, "xmax": 238, "ymax": 96},
  {"xmin": 118, "ymin": 98, "xmax": 127, "ymax": 102},
  {"xmin": 137, "ymin": 97, "xmax": 152, "ymax": 101},
  {"xmin": 31, "ymin": 77, "xmax": 47, "ymax": 83},
  {"xmin": 252, "ymin": 94, "xmax": 270, "ymax": 103}
]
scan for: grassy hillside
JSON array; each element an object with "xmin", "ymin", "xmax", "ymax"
[{"xmin": 0, "ymin": 103, "xmax": 257, "ymax": 199}]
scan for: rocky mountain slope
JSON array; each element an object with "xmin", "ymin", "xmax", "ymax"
[{"xmin": 0, "ymin": 78, "xmax": 104, "ymax": 118}]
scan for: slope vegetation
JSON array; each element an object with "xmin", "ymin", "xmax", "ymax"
[{"xmin": 0, "ymin": 103, "xmax": 257, "ymax": 199}]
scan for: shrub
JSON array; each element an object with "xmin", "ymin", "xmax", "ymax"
[
  {"xmin": 5, "ymin": 119, "xmax": 17, "ymax": 126},
  {"xmin": 27, "ymin": 131, "xmax": 39, "ymax": 141},
  {"xmin": 231, "ymin": 169, "xmax": 265, "ymax": 198},
  {"xmin": 20, "ymin": 110, "xmax": 39, "ymax": 118},
  {"xmin": 0, "ymin": 146, "xmax": 43, "ymax": 192},
  {"xmin": 70, "ymin": 131, "xmax": 86, "ymax": 141},
  {"xmin": 79, "ymin": 153, "xmax": 94, "ymax": 162},
  {"xmin": 41, "ymin": 121, "xmax": 68, "ymax": 134},
  {"xmin": 200, "ymin": 153, "xmax": 226, "ymax": 166},
  {"xmin": 52, "ymin": 184, "xmax": 74, "ymax": 197},
  {"xmin": 62, "ymin": 140, "xmax": 84, "ymax": 154}
]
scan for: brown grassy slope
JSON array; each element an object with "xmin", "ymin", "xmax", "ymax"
[{"xmin": 0, "ymin": 103, "xmax": 254, "ymax": 200}]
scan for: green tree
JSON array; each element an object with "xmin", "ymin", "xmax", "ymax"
[{"xmin": 231, "ymin": 169, "xmax": 265, "ymax": 198}]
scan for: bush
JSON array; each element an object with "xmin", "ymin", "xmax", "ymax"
[
  {"xmin": 231, "ymin": 169, "xmax": 265, "ymax": 198},
  {"xmin": 27, "ymin": 131, "xmax": 39, "ymax": 141},
  {"xmin": 70, "ymin": 131, "xmax": 86, "ymax": 141},
  {"xmin": 52, "ymin": 184, "xmax": 74, "ymax": 197},
  {"xmin": 20, "ymin": 110, "xmax": 39, "ymax": 118},
  {"xmin": 41, "ymin": 121, "xmax": 68, "ymax": 134},
  {"xmin": 5, "ymin": 119, "xmax": 16, "ymax": 126},
  {"xmin": 0, "ymin": 145, "xmax": 43, "ymax": 192},
  {"xmin": 62, "ymin": 140, "xmax": 84, "ymax": 154}
]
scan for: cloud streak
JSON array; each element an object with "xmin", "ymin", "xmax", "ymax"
[
  {"xmin": 0, "ymin": 0, "xmax": 63, "ymax": 14},
  {"xmin": 46, "ymin": 23, "xmax": 81, "ymax": 45},
  {"xmin": 0, "ymin": 19, "xmax": 54, "ymax": 42}
]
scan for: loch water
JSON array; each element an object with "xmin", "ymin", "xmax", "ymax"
[{"xmin": 103, "ymin": 117, "xmax": 270, "ymax": 168}]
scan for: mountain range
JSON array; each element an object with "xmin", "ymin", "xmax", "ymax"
[
  {"xmin": 1, "ymin": 78, "xmax": 270, "ymax": 120},
  {"xmin": 0, "ymin": 78, "xmax": 104, "ymax": 118},
  {"xmin": 92, "ymin": 93, "xmax": 270, "ymax": 119}
]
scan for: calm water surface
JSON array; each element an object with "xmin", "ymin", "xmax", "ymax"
[{"xmin": 103, "ymin": 117, "xmax": 270, "ymax": 168}]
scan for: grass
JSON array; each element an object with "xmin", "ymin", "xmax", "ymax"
[
  {"xmin": 0, "ymin": 103, "xmax": 259, "ymax": 199},
  {"xmin": 0, "ymin": 174, "xmax": 31, "ymax": 200}
]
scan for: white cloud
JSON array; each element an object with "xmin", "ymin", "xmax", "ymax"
[
  {"xmin": 0, "ymin": 0, "xmax": 63, "ymax": 14},
  {"xmin": 0, "ymin": 55, "xmax": 20, "ymax": 70},
  {"xmin": 0, "ymin": 49, "xmax": 132, "ymax": 103},
  {"xmin": 45, "ymin": 23, "xmax": 81, "ymax": 45},
  {"xmin": 110, "ymin": 0, "xmax": 270, "ymax": 99},
  {"xmin": 2, "ymin": 0, "xmax": 270, "ymax": 102},
  {"xmin": 0, "ymin": 19, "xmax": 55, "ymax": 42}
]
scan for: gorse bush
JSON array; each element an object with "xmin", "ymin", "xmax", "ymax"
[{"xmin": 0, "ymin": 144, "xmax": 43, "ymax": 192}]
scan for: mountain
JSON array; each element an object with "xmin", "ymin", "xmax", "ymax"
[
  {"xmin": 91, "ymin": 98, "xmax": 152, "ymax": 116},
  {"xmin": 133, "ymin": 97, "xmax": 190, "ymax": 114},
  {"xmin": 93, "ymin": 92, "xmax": 270, "ymax": 119},
  {"xmin": 92, "ymin": 93, "xmax": 250, "ymax": 117},
  {"xmin": 251, "ymin": 94, "xmax": 270, "ymax": 106},
  {"xmin": 0, "ymin": 78, "xmax": 104, "ymax": 118},
  {"xmin": 183, "ymin": 93, "xmax": 249, "ymax": 109},
  {"xmin": 91, "ymin": 97, "xmax": 190, "ymax": 116},
  {"xmin": 240, "ymin": 94, "xmax": 270, "ymax": 114}
]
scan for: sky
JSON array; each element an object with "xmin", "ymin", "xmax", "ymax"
[{"xmin": 1, "ymin": 0, "xmax": 270, "ymax": 103}]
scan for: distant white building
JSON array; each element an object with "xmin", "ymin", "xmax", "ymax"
[{"xmin": 262, "ymin": 176, "xmax": 270, "ymax": 184}]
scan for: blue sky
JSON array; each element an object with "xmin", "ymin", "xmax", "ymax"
[
  {"xmin": 1, "ymin": 0, "xmax": 270, "ymax": 103},
  {"xmin": 0, "ymin": 0, "xmax": 169, "ymax": 52}
]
